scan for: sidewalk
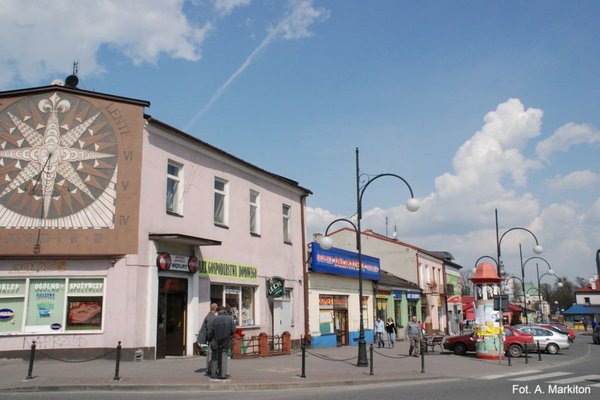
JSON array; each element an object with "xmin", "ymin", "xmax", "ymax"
[{"xmin": 0, "ymin": 340, "xmax": 577, "ymax": 392}]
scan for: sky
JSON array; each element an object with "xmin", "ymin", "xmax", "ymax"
[{"xmin": 1, "ymin": 0, "xmax": 599, "ymax": 284}]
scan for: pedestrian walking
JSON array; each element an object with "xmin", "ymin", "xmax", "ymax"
[
  {"xmin": 374, "ymin": 316, "xmax": 385, "ymax": 348},
  {"xmin": 198, "ymin": 303, "xmax": 218, "ymax": 375},
  {"xmin": 406, "ymin": 316, "xmax": 422, "ymax": 357},
  {"xmin": 208, "ymin": 306, "xmax": 236, "ymax": 379},
  {"xmin": 385, "ymin": 317, "xmax": 397, "ymax": 348}
]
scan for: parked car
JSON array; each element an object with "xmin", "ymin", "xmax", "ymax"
[
  {"xmin": 593, "ymin": 325, "xmax": 600, "ymax": 344},
  {"xmin": 545, "ymin": 322, "xmax": 576, "ymax": 342},
  {"xmin": 442, "ymin": 326, "xmax": 534, "ymax": 357},
  {"xmin": 513, "ymin": 325, "xmax": 570, "ymax": 354}
]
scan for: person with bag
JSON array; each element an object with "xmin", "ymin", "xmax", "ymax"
[
  {"xmin": 374, "ymin": 316, "xmax": 385, "ymax": 348},
  {"xmin": 385, "ymin": 317, "xmax": 397, "ymax": 348},
  {"xmin": 198, "ymin": 303, "xmax": 218, "ymax": 375},
  {"xmin": 208, "ymin": 306, "xmax": 236, "ymax": 379}
]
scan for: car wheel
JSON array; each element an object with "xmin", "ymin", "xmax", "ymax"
[
  {"xmin": 508, "ymin": 344, "xmax": 523, "ymax": 358},
  {"xmin": 453, "ymin": 342, "xmax": 467, "ymax": 355},
  {"xmin": 546, "ymin": 343, "xmax": 559, "ymax": 354}
]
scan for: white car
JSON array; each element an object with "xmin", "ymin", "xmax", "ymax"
[{"xmin": 515, "ymin": 326, "xmax": 570, "ymax": 354}]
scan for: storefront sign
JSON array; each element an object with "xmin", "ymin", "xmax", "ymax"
[
  {"xmin": 311, "ymin": 242, "xmax": 380, "ymax": 281},
  {"xmin": 156, "ymin": 252, "xmax": 172, "ymax": 271},
  {"xmin": 406, "ymin": 292, "xmax": 420, "ymax": 300},
  {"xmin": 0, "ymin": 309, "xmax": 14, "ymax": 320},
  {"xmin": 319, "ymin": 296, "xmax": 334, "ymax": 309},
  {"xmin": 199, "ymin": 259, "xmax": 257, "ymax": 281},
  {"xmin": 68, "ymin": 279, "xmax": 104, "ymax": 295},
  {"xmin": 393, "ymin": 290, "xmax": 403, "ymax": 299},
  {"xmin": 266, "ymin": 276, "xmax": 285, "ymax": 298},
  {"xmin": 9, "ymin": 261, "xmax": 66, "ymax": 275}
]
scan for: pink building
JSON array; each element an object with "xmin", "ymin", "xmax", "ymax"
[{"xmin": 0, "ymin": 83, "xmax": 310, "ymax": 359}]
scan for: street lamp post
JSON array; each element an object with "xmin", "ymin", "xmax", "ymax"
[
  {"xmin": 319, "ymin": 148, "xmax": 419, "ymax": 367},
  {"xmin": 521, "ymin": 255, "xmax": 562, "ymax": 322},
  {"xmin": 495, "ymin": 209, "xmax": 543, "ymax": 277}
]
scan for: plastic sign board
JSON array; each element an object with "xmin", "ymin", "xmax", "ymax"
[
  {"xmin": 266, "ymin": 277, "xmax": 285, "ymax": 298},
  {"xmin": 493, "ymin": 295, "xmax": 509, "ymax": 311}
]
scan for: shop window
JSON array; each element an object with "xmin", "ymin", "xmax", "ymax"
[
  {"xmin": 210, "ymin": 284, "xmax": 255, "ymax": 327},
  {"xmin": 0, "ymin": 278, "xmax": 104, "ymax": 335},
  {"xmin": 214, "ymin": 178, "xmax": 229, "ymax": 226},
  {"xmin": 65, "ymin": 278, "xmax": 105, "ymax": 331},
  {"xmin": 250, "ymin": 190, "xmax": 260, "ymax": 235},
  {"xmin": 166, "ymin": 161, "xmax": 183, "ymax": 215},
  {"xmin": 376, "ymin": 297, "xmax": 387, "ymax": 321},
  {"xmin": 0, "ymin": 279, "xmax": 26, "ymax": 333}
]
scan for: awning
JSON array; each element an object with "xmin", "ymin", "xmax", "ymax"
[
  {"xmin": 509, "ymin": 303, "xmax": 522, "ymax": 312},
  {"xmin": 563, "ymin": 304, "xmax": 595, "ymax": 315},
  {"xmin": 149, "ymin": 233, "xmax": 221, "ymax": 246}
]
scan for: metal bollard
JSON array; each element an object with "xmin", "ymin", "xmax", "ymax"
[
  {"xmin": 507, "ymin": 346, "xmax": 511, "ymax": 366},
  {"xmin": 369, "ymin": 344, "xmax": 374, "ymax": 376},
  {"xmin": 114, "ymin": 341, "xmax": 122, "ymax": 381},
  {"xmin": 420, "ymin": 346, "xmax": 425, "ymax": 373},
  {"xmin": 300, "ymin": 336, "xmax": 306, "ymax": 379},
  {"xmin": 537, "ymin": 340, "xmax": 542, "ymax": 361},
  {"xmin": 524, "ymin": 342, "xmax": 529, "ymax": 364},
  {"xmin": 26, "ymin": 341, "xmax": 36, "ymax": 380}
]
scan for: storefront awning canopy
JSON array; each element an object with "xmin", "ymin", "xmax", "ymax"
[
  {"xmin": 563, "ymin": 304, "xmax": 595, "ymax": 315},
  {"xmin": 149, "ymin": 233, "xmax": 221, "ymax": 246}
]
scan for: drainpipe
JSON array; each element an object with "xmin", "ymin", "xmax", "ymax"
[{"xmin": 300, "ymin": 194, "xmax": 310, "ymax": 340}]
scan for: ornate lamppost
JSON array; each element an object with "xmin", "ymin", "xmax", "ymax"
[
  {"xmin": 521, "ymin": 255, "xmax": 562, "ymax": 322},
  {"xmin": 495, "ymin": 209, "xmax": 543, "ymax": 277},
  {"xmin": 319, "ymin": 148, "xmax": 419, "ymax": 367}
]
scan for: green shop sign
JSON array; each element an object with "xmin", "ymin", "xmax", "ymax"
[
  {"xmin": 266, "ymin": 276, "xmax": 285, "ymax": 298},
  {"xmin": 199, "ymin": 259, "xmax": 257, "ymax": 280}
]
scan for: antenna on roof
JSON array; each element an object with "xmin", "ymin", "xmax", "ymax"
[{"xmin": 65, "ymin": 61, "xmax": 79, "ymax": 88}]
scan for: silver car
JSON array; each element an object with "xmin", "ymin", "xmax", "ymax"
[{"xmin": 515, "ymin": 325, "xmax": 570, "ymax": 354}]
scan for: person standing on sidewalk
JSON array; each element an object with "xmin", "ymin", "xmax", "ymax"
[
  {"xmin": 406, "ymin": 316, "xmax": 422, "ymax": 357},
  {"xmin": 374, "ymin": 316, "xmax": 385, "ymax": 348},
  {"xmin": 385, "ymin": 317, "xmax": 397, "ymax": 348},
  {"xmin": 208, "ymin": 306, "xmax": 236, "ymax": 379},
  {"xmin": 198, "ymin": 303, "xmax": 218, "ymax": 375}
]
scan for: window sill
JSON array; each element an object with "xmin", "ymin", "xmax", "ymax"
[
  {"xmin": 214, "ymin": 222, "xmax": 229, "ymax": 229},
  {"xmin": 283, "ymin": 241, "xmax": 292, "ymax": 245},
  {"xmin": 250, "ymin": 232, "xmax": 261, "ymax": 238},
  {"xmin": 166, "ymin": 211, "xmax": 184, "ymax": 218}
]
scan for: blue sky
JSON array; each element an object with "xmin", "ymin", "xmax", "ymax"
[{"xmin": 2, "ymin": 0, "xmax": 599, "ymax": 283}]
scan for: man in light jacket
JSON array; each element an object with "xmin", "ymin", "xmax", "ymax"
[{"xmin": 406, "ymin": 316, "xmax": 422, "ymax": 357}]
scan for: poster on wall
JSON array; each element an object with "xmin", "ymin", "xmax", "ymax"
[
  {"xmin": 66, "ymin": 300, "xmax": 103, "ymax": 330},
  {"xmin": 25, "ymin": 279, "xmax": 65, "ymax": 331}
]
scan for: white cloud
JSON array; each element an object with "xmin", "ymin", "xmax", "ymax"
[
  {"xmin": 0, "ymin": 0, "xmax": 210, "ymax": 87},
  {"xmin": 536, "ymin": 122, "xmax": 600, "ymax": 161},
  {"xmin": 547, "ymin": 170, "xmax": 600, "ymax": 191},
  {"xmin": 213, "ymin": 0, "xmax": 251, "ymax": 16}
]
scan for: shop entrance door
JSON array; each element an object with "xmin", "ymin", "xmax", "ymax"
[
  {"xmin": 156, "ymin": 277, "xmax": 187, "ymax": 358},
  {"xmin": 334, "ymin": 310, "xmax": 348, "ymax": 346}
]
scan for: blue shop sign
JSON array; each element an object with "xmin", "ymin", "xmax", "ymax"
[
  {"xmin": 406, "ymin": 292, "xmax": 420, "ymax": 300},
  {"xmin": 311, "ymin": 242, "xmax": 380, "ymax": 281},
  {"xmin": 393, "ymin": 290, "xmax": 403, "ymax": 299}
]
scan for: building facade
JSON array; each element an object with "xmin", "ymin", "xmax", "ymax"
[{"xmin": 0, "ymin": 84, "xmax": 310, "ymax": 359}]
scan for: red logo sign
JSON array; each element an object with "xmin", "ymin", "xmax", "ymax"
[{"xmin": 156, "ymin": 252, "xmax": 172, "ymax": 271}]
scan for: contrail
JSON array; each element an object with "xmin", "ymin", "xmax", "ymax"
[
  {"xmin": 184, "ymin": 0, "xmax": 327, "ymax": 131},
  {"xmin": 184, "ymin": 29, "xmax": 277, "ymax": 131}
]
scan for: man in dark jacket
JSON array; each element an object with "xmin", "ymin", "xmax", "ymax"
[
  {"xmin": 198, "ymin": 303, "xmax": 218, "ymax": 375},
  {"xmin": 208, "ymin": 306, "xmax": 236, "ymax": 379}
]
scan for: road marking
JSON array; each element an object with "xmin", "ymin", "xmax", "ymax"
[
  {"xmin": 510, "ymin": 372, "xmax": 572, "ymax": 382},
  {"xmin": 480, "ymin": 370, "xmax": 542, "ymax": 380},
  {"xmin": 546, "ymin": 374, "xmax": 600, "ymax": 384}
]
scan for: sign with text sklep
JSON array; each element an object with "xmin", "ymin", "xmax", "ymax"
[{"xmin": 310, "ymin": 242, "xmax": 380, "ymax": 281}]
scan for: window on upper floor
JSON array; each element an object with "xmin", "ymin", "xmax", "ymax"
[
  {"xmin": 282, "ymin": 204, "xmax": 291, "ymax": 243},
  {"xmin": 214, "ymin": 178, "xmax": 229, "ymax": 226},
  {"xmin": 250, "ymin": 190, "xmax": 260, "ymax": 235},
  {"xmin": 166, "ymin": 161, "xmax": 183, "ymax": 215},
  {"xmin": 584, "ymin": 297, "xmax": 591, "ymax": 305}
]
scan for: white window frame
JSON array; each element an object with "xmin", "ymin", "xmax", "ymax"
[
  {"xmin": 282, "ymin": 204, "xmax": 291, "ymax": 243},
  {"xmin": 166, "ymin": 161, "xmax": 183, "ymax": 215},
  {"xmin": 214, "ymin": 177, "xmax": 229, "ymax": 226},
  {"xmin": 250, "ymin": 190, "xmax": 260, "ymax": 235}
]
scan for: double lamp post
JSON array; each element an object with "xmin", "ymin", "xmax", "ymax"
[{"xmin": 319, "ymin": 148, "xmax": 419, "ymax": 367}]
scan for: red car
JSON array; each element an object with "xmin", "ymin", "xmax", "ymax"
[
  {"xmin": 544, "ymin": 323, "xmax": 576, "ymax": 343},
  {"xmin": 443, "ymin": 326, "xmax": 534, "ymax": 357}
]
